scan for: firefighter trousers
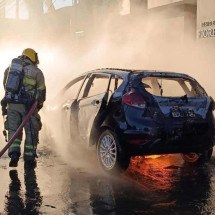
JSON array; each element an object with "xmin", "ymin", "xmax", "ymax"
[{"xmin": 5, "ymin": 103, "xmax": 42, "ymax": 161}]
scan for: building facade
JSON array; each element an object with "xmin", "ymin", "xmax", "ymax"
[
  {"xmin": 0, "ymin": 0, "xmax": 214, "ymax": 51},
  {"xmin": 197, "ymin": 0, "xmax": 215, "ymax": 43}
]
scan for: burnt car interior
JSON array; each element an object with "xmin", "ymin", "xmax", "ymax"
[
  {"xmin": 142, "ymin": 77, "xmax": 203, "ymax": 97},
  {"xmin": 108, "ymin": 76, "xmax": 123, "ymax": 100},
  {"xmin": 79, "ymin": 74, "xmax": 110, "ymax": 99}
]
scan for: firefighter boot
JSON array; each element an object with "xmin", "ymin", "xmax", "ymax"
[
  {"xmin": 24, "ymin": 151, "xmax": 37, "ymax": 169},
  {"xmin": 24, "ymin": 159, "xmax": 37, "ymax": 169},
  {"xmin": 9, "ymin": 152, "xmax": 20, "ymax": 167}
]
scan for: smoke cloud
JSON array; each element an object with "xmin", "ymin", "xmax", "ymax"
[{"xmin": 0, "ymin": 1, "xmax": 214, "ymax": 167}]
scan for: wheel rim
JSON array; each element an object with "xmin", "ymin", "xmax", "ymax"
[
  {"xmin": 182, "ymin": 153, "xmax": 200, "ymax": 163},
  {"xmin": 99, "ymin": 134, "xmax": 117, "ymax": 169}
]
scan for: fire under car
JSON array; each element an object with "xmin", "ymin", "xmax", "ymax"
[{"xmin": 58, "ymin": 69, "xmax": 215, "ymax": 173}]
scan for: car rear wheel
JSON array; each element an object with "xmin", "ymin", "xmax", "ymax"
[
  {"xmin": 97, "ymin": 130, "xmax": 130, "ymax": 174},
  {"xmin": 181, "ymin": 148, "xmax": 213, "ymax": 163}
]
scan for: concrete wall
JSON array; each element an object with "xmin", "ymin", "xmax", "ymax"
[
  {"xmin": 146, "ymin": 3, "xmax": 197, "ymax": 49},
  {"xmin": 148, "ymin": 0, "xmax": 183, "ymax": 9}
]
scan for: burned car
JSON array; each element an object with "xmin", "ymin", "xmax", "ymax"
[{"xmin": 59, "ymin": 69, "xmax": 215, "ymax": 173}]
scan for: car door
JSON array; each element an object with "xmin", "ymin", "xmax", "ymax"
[
  {"xmin": 76, "ymin": 73, "xmax": 111, "ymax": 144},
  {"xmin": 61, "ymin": 75, "xmax": 86, "ymax": 138}
]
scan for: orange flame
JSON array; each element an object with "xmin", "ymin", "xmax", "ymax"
[{"xmin": 124, "ymin": 154, "xmax": 183, "ymax": 191}]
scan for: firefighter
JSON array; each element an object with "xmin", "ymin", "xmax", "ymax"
[{"xmin": 2, "ymin": 48, "xmax": 46, "ymax": 167}]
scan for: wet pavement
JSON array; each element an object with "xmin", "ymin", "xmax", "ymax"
[{"xmin": 1, "ymin": 143, "xmax": 215, "ymax": 215}]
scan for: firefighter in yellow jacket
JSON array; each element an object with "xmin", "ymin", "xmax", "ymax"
[{"xmin": 2, "ymin": 48, "xmax": 46, "ymax": 167}]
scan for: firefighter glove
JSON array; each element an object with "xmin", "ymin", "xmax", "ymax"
[{"xmin": 1, "ymin": 98, "xmax": 7, "ymax": 116}]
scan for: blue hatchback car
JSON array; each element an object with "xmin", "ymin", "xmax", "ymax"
[{"xmin": 58, "ymin": 69, "xmax": 215, "ymax": 173}]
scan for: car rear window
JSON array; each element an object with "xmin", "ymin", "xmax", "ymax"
[{"xmin": 141, "ymin": 77, "xmax": 203, "ymax": 97}]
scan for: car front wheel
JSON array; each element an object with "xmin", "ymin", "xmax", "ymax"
[{"xmin": 97, "ymin": 130, "xmax": 130, "ymax": 174}]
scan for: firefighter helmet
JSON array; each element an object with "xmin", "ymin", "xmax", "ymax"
[{"xmin": 22, "ymin": 48, "xmax": 39, "ymax": 64}]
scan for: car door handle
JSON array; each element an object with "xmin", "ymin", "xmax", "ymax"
[{"xmin": 91, "ymin": 100, "xmax": 100, "ymax": 106}]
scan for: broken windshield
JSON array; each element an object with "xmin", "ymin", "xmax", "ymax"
[{"xmin": 141, "ymin": 77, "xmax": 205, "ymax": 97}]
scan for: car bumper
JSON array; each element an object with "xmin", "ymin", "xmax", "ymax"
[{"xmin": 120, "ymin": 124, "xmax": 214, "ymax": 156}]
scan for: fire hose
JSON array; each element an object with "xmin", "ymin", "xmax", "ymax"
[{"xmin": 0, "ymin": 100, "xmax": 38, "ymax": 158}]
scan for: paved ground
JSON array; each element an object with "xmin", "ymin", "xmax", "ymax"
[{"xmin": 1, "ymin": 142, "xmax": 215, "ymax": 215}]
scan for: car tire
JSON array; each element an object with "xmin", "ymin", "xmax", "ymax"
[
  {"xmin": 181, "ymin": 148, "xmax": 213, "ymax": 164},
  {"xmin": 97, "ymin": 129, "xmax": 130, "ymax": 174}
]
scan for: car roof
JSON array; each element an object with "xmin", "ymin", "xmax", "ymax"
[
  {"xmin": 85, "ymin": 68, "xmax": 132, "ymax": 78},
  {"xmin": 89, "ymin": 68, "xmax": 196, "ymax": 82}
]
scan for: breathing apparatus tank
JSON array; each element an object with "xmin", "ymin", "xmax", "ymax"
[{"xmin": 5, "ymin": 58, "xmax": 24, "ymax": 102}]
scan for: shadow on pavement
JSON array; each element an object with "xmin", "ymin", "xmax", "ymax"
[{"xmin": 4, "ymin": 165, "xmax": 42, "ymax": 215}]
